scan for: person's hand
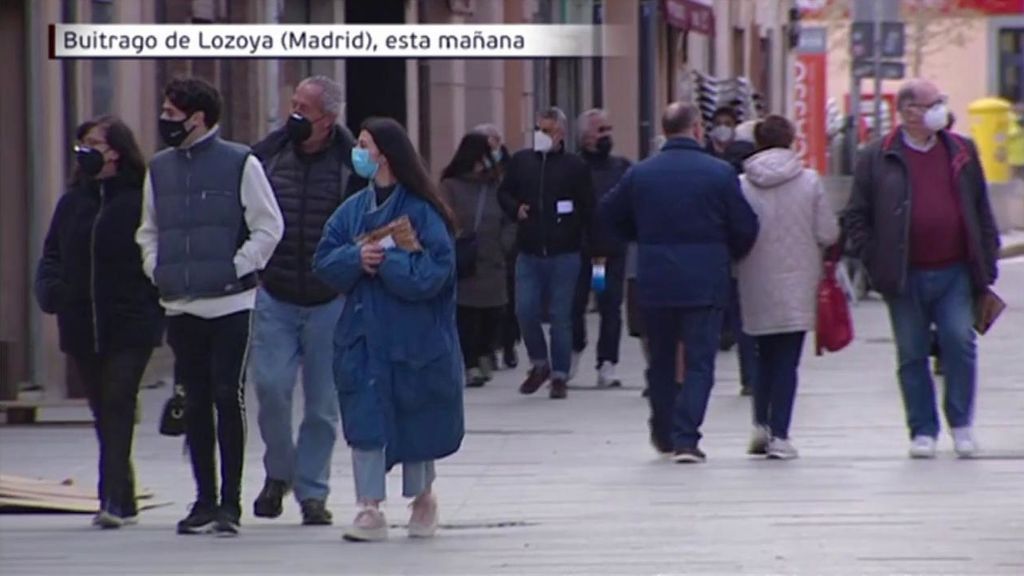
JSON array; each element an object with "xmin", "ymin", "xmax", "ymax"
[
  {"xmin": 517, "ymin": 204, "xmax": 530, "ymax": 221},
  {"xmin": 360, "ymin": 243, "xmax": 385, "ymax": 275}
]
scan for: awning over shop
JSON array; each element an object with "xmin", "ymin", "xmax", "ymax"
[{"xmin": 664, "ymin": 0, "xmax": 715, "ymax": 36}]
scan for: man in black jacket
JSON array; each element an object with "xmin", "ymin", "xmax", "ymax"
[
  {"xmin": 571, "ymin": 108, "xmax": 631, "ymax": 387},
  {"xmin": 499, "ymin": 107, "xmax": 594, "ymax": 400},
  {"xmin": 248, "ymin": 76, "xmax": 356, "ymax": 525},
  {"xmin": 843, "ymin": 79, "xmax": 1000, "ymax": 460}
]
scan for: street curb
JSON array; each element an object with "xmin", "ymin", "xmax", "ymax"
[{"xmin": 1001, "ymin": 242, "xmax": 1024, "ymax": 259}]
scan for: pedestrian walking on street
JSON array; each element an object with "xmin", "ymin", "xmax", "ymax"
[
  {"xmin": 735, "ymin": 115, "xmax": 840, "ymax": 461},
  {"xmin": 498, "ymin": 107, "xmax": 594, "ymax": 400},
  {"xmin": 137, "ymin": 77, "xmax": 284, "ymax": 536},
  {"xmin": 440, "ymin": 133, "xmax": 512, "ymax": 388},
  {"xmin": 35, "ymin": 116, "xmax": 164, "ymax": 529},
  {"xmin": 248, "ymin": 76, "xmax": 356, "ymax": 526},
  {"xmin": 601, "ymin": 103, "xmax": 759, "ymax": 463},
  {"xmin": 474, "ymin": 123, "xmax": 520, "ymax": 371},
  {"xmin": 707, "ymin": 106, "xmax": 760, "ymax": 398},
  {"xmin": 570, "ymin": 109, "xmax": 632, "ymax": 388},
  {"xmin": 843, "ymin": 79, "xmax": 1001, "ymax": 460},
  {"xmin": 313, "ymin": 117, "xmax": 464, "ymax": 543}
]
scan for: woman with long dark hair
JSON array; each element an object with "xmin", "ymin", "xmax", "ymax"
[
  {"xmin": 35, "ymin": 116, "xmax": 164, "ymax": 528},
  {"xmin": 439, "ymin": 133, "xmax": 512, "ymax": 387},
  {"xmin": 313, "ymin": 117, "xmax": 463, "ymax": 542}
]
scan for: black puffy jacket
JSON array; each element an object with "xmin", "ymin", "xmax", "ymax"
[
  {"xmin": 253, "ymin": 125, "xmax": 361, "ymax": 305},
  {"xmin": 35, "ymin": 176, "xmax": 164, "ymax": 355}
]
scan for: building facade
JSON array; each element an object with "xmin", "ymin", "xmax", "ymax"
[{"xmin": 0, "ymin": 0, "xmax": 794, "ymax": 400}]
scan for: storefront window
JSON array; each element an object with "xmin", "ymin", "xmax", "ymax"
[{"xmin": 998, "ymin": 28, "xmax": 1024, "ymax": 103}]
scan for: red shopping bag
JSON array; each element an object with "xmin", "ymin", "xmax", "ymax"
[{"xmin": 816, "ymin": 259, "xmax": 854, "ymax": 356}]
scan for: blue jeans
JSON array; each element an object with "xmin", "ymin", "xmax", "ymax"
[
  {"xmin": 250, "ymin": 289, "xmax": 343, "ymax": 502},
  {"xmin": 351, "ymin": 448, "xmax": 434, "ymax": 503},
  {"xmin": 753, "ymin": 332, "xmax": 806, "ymax": 439},
  {"xmin": 885, "ymin": 264, "xmax": 977, "ymax": 439},
  {"xmin": 644, "ymin": 306, "xmax": 723, "ymax": 450},
  {"xmin": 516, "ymin": 252, "xmax": 581, "ymax": 379}
]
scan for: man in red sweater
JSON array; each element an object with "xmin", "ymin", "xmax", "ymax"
[{"xmin": 843, "ymin": 80, "xmax": 1001, "ymax": 460}]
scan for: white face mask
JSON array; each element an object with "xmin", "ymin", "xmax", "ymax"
[
  {"xmin": 711, "ymin": 125, "xmax": 735, "ymax": 144},
  {"xmin": 533, "ymin": 130, "xmax": 553, "ymax": 153},
  {"xmin": 923, "ymin": 104, "xmax": 950, "ymax": 132}
]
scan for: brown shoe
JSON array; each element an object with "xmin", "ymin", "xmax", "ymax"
[
  {"xmin": 549, "ymin": 378, "xmax": 568, "ymax": 399},
  {"xmin": 519, "ymin": 366, "xmax": 551, "ymax": 395}
]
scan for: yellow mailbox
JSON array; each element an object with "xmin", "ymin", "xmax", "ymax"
[
  {"xmin": 1007, "ymin": 109, "xmax": 1024, "ymax": 170},
  {"xmin": 967, "ymin": 97, "xmax": 1012, "ymax": 183}
]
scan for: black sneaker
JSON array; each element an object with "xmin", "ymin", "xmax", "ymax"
[
  {"xmin": 253, "ymin": 478, "xmax": 289, "ymax": 519},
  {"xmin": 649, "ymin": 433, "xmax": 673, "ymax": 457},
  {"xmin": 672, "ymin": 446, "xmax": 707, "ymax": 464},
  {"xmin": 215, "ymin": 506, "xmax": 241, "ymax": 537},
  {"xmin": 176, "ymin": 502, "xmax": 218, "ymax": 535},
  {"xmin": 300, "ymin": 499, "xmax": 333, "ymax": 526}
]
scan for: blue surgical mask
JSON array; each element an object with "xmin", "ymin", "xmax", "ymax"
[
  {"xmin": 351, "ymin": 147, "xmax": 379, "ymax": 180},
  {"xmin": 491, "ymin": 148, "xmax": 503, "ymax": 163}
]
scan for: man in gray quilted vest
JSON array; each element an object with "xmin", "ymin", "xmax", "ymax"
[{"xmin": 136, "ymin": 77, "xmax": 283, "ymax": 536}]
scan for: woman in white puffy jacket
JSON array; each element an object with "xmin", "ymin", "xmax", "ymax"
[{"xmin": 735, "ymin": 115, "xmax": 841, "ymax": 460}]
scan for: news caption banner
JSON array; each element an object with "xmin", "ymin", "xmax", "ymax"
[{"xmin": 50, "ymin": 24, "xmax": 626, "ymax": 59}]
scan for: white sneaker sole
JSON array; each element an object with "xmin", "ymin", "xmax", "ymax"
[
  {"xmin": 766, "ymin": 450, "xmax": 799, "ymax": 461},
  {"xmin": 408, "ymin": 521, "xmax": 438, "ymax": 539},
  {"xmin": 909, "ymin": 449, "xmax": 937, "ymax": 460},
  {"xmin": 672, "ymin": 453, "xmax": 706, "ymax": 464},
  {"xmin": 343, "ymin": 526, "xmax": 388, "ymax": 542},
  {"xmin": 94, "ymin": 512, "xmax": 124, "ymax": 529}
]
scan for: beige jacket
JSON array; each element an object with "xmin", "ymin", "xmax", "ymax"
[{"xmin": 735, "ymin": 148, "xmax": 840, "ymax": 336}]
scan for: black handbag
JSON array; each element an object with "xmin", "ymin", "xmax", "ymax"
[
  {"xmin": 455, "ymin": 187, "xmax": 488, "ymax": 280},
  {"xmin": 158, "ymin": 383, "xmax": 187, "ymax": 437}
]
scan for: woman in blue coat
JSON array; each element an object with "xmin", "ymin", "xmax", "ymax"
[{"xmin": 313, "ymin": 117, "xmax": 464, "ymax": 542}]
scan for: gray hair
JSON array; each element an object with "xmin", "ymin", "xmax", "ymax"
[
  {"xmin": 300, "ymin": 75, "xmax": 344, "ymax": 117},
  {"xmin": 473, "ymin": 123, "xmax": 501, "ymax": 140},
  {"xmin": 537, "ymin": 106, "xmax": 568, "ymax": 133},
  {"xmin": 577, "ymin": 108, "xmax": 608, "ymax": 142}
]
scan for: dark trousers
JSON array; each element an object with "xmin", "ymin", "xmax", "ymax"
[
  {"xmin": 457, "ymin": 305, "xmax": 504, "ymax": 369},
  {"xmin": 167, "ymin": 311, "xmax": 251, "ymax": 513},
  {"xmin": 752, "ymin": 332, "xmax": 806, "ymax": 439},
  {"xmin": 724, "ymin": 278, "xmax": 759, "ymax": 388},
  {"xmin": 644, "ymin": 306, "xmax": 723, "ymax": 450},
  {"xmin": 572, "ymin": 253, "xmax": 626, "ymax": 365},
  {"xmin": 498, "ymin": 253, "xmax": 520, "ymax": 351},
  {"xmin": 72, "ymin": 347, "xmax": 154, "ymax": 516}
]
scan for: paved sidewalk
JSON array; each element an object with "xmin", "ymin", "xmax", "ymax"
[{"xmin": 2, "ymin": 260, "xmax": 1023, "ymax": 576}]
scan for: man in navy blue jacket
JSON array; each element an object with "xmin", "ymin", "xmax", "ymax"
[{"xmin": 600, "ymin": 103, "xmax": 759, "ymax": 463}]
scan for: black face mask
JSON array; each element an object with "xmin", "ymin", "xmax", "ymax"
[
  {"xmin": 286, "ymin": 113, "xmax": 313, "ymax": 144},
  {"xmin": 75, "ymin": 145, "xmax": 105, "ymax": 177},
  {"xmin": 159, "ymin": 117, "xmax": 193, "ymax": 148},
  {"xmin": 596, "ymin": 135, "xmax": 613, "ymax": 157}
]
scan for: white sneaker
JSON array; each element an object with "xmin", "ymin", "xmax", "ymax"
[
  {"xmin": 408, "ymin": 493, "xmax": 439, "ymax": 539},
  {"xmin": 568, "ymin": 352, "xmax": 582, "ymax": 381},
  {"xmin": 909, "ymin": 435, "xmax": 937, "ymax": 459},
  {"xmin": 767, "ymin": 437, "xmax": 799, "ymax": 460},
  {"xmin": 951, "ymin": 427, "xmax": 979, "ymax": 459},
  {"xmin": 597, "ymin": 362, "xmax": 621, "ymax": 388},
  {"xmin": 747, "ymin": 425, "xmax": 770, "ymax": 455},
  {"xmin": 93, "ymin": 510, "xmax": 124, "ymax": 529},
  {"xmin": 343, "ymin": 507, "xmax": 388, "ymax": 542}
]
